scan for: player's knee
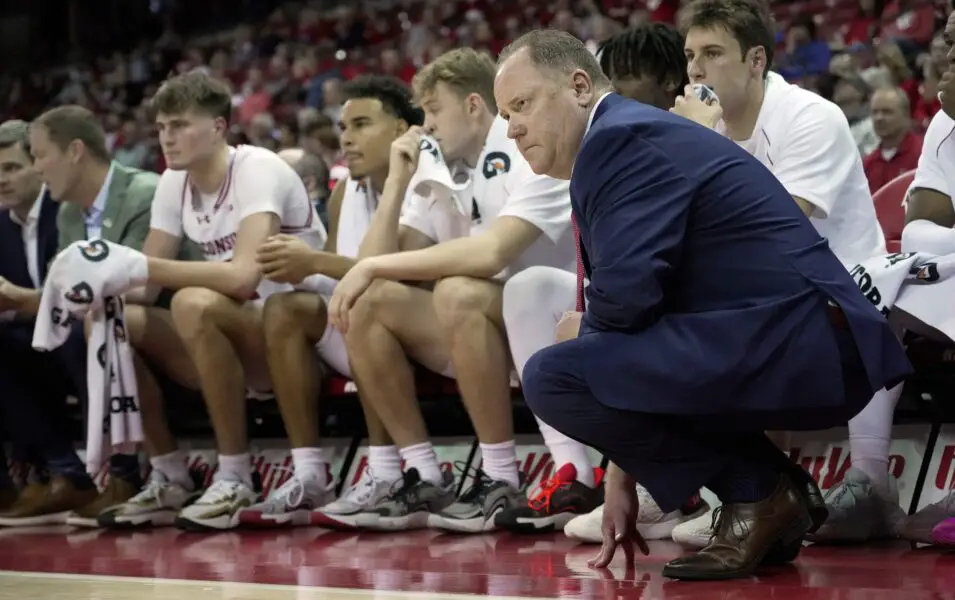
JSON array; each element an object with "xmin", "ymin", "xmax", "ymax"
[
  {"xmin": 502, "ymin": 266, "xmax": 564, "ymax": 330},
  {"xmin": 263, "ymin": 292, "xmax": 325, "ymax": 343},
  {"xmin": 348, "ymin": 279, "xmax": 395, "ymax": 331},
  {"xmin": 432, "ymin": 276, "xmax": 492, "ymax": 329},
  {"xmin": 170, "ymin": 287, "xmax": 228, "ymax": 338}
]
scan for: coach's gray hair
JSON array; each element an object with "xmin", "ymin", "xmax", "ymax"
[
  {"xmin": 498, "ymin": 30, "xmax": 612, "ymax": 91},
  {"xmin": 0, "ymin": 119, "xmax": 31, "ymax": 159}
]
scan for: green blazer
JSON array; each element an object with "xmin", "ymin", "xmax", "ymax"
[{"xmin": 56, "ymin": 162, "xmax": 201, "ymax": 260}]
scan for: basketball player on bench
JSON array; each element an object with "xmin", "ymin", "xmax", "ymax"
[
  {"xmin": 97, "ymin": 71, "xmax": 326, "ymax": 531},
  {"xmin": 237, "ymin": 76, "xmax": 425, "ymax": 528}
]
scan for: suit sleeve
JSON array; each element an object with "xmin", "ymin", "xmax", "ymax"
[
  {"xmin": 119, "ymin": 176, "xmax": 158, "ymax": 252},
  {"xmin": 579, "ymin": 126, "xmax": 694, "ymax": 334}
]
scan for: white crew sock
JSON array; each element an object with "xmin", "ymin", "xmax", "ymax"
[
  {"xmin": 149, "ymin": 450, "xmax": 192, "ymax": 490},
  {"xmin": 479, "ymin": 440, "xmax": 520, "ymax": 489},
  {"xmin": 535, "ymin": 418, "xmax": 595, "ymax": 487},
  {"xmin": 848, "ymin": 384, "xmax": 903, "ymax": 494},
  {"xmin": 217, "ymin": 453, "xmax": 252, "ymax": 487},
  {"xmin": 291, "ymin": 447, "xmax": 330, "ymax": 487},
  {"xmin": 399, "ymin": 442, "xmax": 443, "ymax": 485},
  {"xmin": 368, "ymin": 445, "xmax": 403, "ymax": 483}
]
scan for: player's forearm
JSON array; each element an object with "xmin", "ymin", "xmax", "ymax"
[
  {"xmin": 146, "ymin": 257, "xmax": 260, "ymax": 301},
  {"xmin": 308, "ymin": 252, "xmax": 357, "ymax": 281},
  {"xmin": 358, "ymin": 175, "xmax": 408, "ymax": 259},
  {"xmin": 363, "ymin": 236, "xmax": 505, "ymax": 282},
  {"xmin": 125, "ymin": 285, "xmax": 162, "ymax": 306},
  {"xmin": 11, "ymin": 288, "xmax": 42, "ymax": 317}
]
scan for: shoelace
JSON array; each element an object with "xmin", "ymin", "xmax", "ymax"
[
  {"xmin": 262, "ymin": 468, "xmax": 305, "ymax": 509},
  {"xmin": 200, "ymin": 478, "xmax": 247, "ymax": 504},
  {"xmin": 527, "ymin": 471, "xmax": 572, "ymax": 513},
  {"xmin": 708, "ymin": 505, "xmax": 751, "ymax": 544},
  {"xmin": 129, "ymin": 471, "xmax": 172, "ymax": 506},
  {"xmin": 340, "ymin": 467, "xmax": 380, "ymax": 505},
  {"xmin": 453, "ymin": 462, "xmax": 494, "ymax": 504}
]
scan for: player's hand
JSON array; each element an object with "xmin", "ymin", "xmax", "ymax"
[
  {"xmin": 555, "ymin": 311, "xmax": 583, "ymax": 342},
  {"xmin": 328, "ymin": 260, "xmax": 376, "ymax": 334},
  {"xmin": 257, "ymin": 234, "xmax": 318, "ymax": 284},
  {"xmin": 590, "ymin": 464, "xmax": 649, "ymax": 569},
  {"xmin": 388, "ymin": 126, "xmax": 426, "ymax": 184},
  {"xmin": 671, "ymin": 85, "xmax": 722, "ymax": 129}
]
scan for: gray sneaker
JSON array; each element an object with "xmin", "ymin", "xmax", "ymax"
[
  {"xmin": 807, "ymin": 468, "xmax": 905, "ymax": 543},
  {"xmin": 429, "ymin": 469, "xmax": 527, "ymax": 533},
  {"xmin": 899, "ymin": 490, "xmax": 955, "ymax": 544},
  {"xmin": 355, "ymin": 468, "xmax": 456, "ymax": 531}
]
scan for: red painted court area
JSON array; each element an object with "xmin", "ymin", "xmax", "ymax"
[{"xmin": 0, "ymin": 527, "xmax": 953, "ymax": 600}]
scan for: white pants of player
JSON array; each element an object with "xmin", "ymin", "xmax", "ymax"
[{"xmin": 502, "ymin": 266, "xmax": 596, "ymax": 480}]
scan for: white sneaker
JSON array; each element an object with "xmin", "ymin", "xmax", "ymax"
[
  {"xmin": 671, "ymin": 508, "xmax": 715, "ymax": 549},
  {"xmin": 237, "ymin": 472, "xmax": 336, "ymax": 528},
  {"xmin": 98, "ymin": 471, "xmax": 199, "ymax": 529},
  {"xmin": 174, "ymin": 478, "xmax": 258, "ymax": 531},
  {"xmin": 565, "ymin": 484, "xmax": 697, "ymax": 543},
  {"xmin": 312, "ymin": 468, "xmax": 397, "ymax": 530}
]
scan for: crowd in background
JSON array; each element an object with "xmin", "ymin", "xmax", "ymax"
[{"xmin": 0, "ymin": 0, "xmax": 950, "ymax": 208}]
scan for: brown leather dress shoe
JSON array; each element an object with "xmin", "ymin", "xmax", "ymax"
[
  {"xmin": 67, "ymin": 477, "xmax": 141, "ymax": 528},
  {"xmin": 662, "ymin": 475, "xmax": 812, "ymax": 581},
  {"xmin": 0, "ymin": 476, "xmax": 98, "ymax": 527}
]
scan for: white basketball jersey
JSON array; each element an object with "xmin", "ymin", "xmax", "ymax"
[
  {"xmin": 400, "ymin": 117, "xmax": 576, "ymax": 279},
  {"xmin": 150, "ymin": 145, "xmax": 327, "ymax": 297}
]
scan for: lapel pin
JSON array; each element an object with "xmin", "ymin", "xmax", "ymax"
[{"xmin": 103, "ymin": 218, "xmax": 113, "ymax": 228}]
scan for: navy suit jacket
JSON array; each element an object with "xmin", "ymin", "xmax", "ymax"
[
  {"xmin": 570, "ymin": 94, "xmax": 910, "ymax": 418},
  {"xmin": 0, "ymin": 192, "xmax": 59, "ymax": 290}
]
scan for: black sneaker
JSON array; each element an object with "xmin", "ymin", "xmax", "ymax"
[
  {"xmin": 495, "ymin": 463, "xmax": 604, "ymax": 533},
  {"xmin": 355, "ymin": 468, "xmax": 456, "ymax": 531}
]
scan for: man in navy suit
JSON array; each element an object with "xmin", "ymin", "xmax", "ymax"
[
  {"xmin": 494, "ymin": 31, "xmax": 911, "ymax": 580},
  {"xmin": 0, "ymin": 120, "xmax": 96, "ymax": 515}
]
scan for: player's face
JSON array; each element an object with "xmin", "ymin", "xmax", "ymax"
[
  {"xmin": 339, "ymin": 98, "xmax": 404, "ymax": 178},
  {"xmin": 611, "ymin": 73, "xmax": 677, "ymax": 110},
  {"xmin": 495, "ymin": 49, "xmax": 594, "ymax": 179},
  {"xmin": 0, "ymin": 141, "xmax": 42, "ymax": 211},
  {"xmin": 29, "ymin": 125, "xmax": 79, "ymax": 202},
  {"xmin": 419, "ymin": 82, "xmax": 479, "ymax": 163},
  {"xmin": 156, "ymin": 109, "xmax": 227, "ymax": 170},
  {"xmin": 684, "ymin": 26, "xmax": 764, "ymax": 115}
]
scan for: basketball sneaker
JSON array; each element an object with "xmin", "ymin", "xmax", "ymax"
[
  {"xmin": 174, "ymin": 475, "xmax": 260, "ymax": 531},
  {"xmin": 98, "ymin": 469, "xmax": 203, "ymax": 529},
  {"xmin": 237, "ymin": 469, "xmax": 336, "ymax": 528},
  {"xmin": 567, "ymin": 486, "xmax": 708, "ymax": 543},
  {"xmin": 495, "ymin": 463, "xmax": 604, "ymax": 533},
  {"xmin": 429, "ymin": 468, "xmax": 526, "ymax": 533},
  {"xmin": 808, "ymin": 468, "xmax": 904, "ymax": 543},
  {"xmin": 900, "ymin": 488, "xmax": 955, "ymax": 544},
  {"xmin": 355, "ymin": 467, "xmax": 455, "ymax": 531},
  {"xmin": 311, "ymin": 467, "xmax": 397, "ymax": 530}
]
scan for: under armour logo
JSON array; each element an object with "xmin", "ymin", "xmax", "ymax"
[{"xmin": 196, "ymin": 214, "xmax": 211, "ymax": 225}]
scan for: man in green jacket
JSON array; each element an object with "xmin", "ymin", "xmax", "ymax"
[{"xmin": 0, "ymin": 105, "xmax": 199, "ymax": 529}]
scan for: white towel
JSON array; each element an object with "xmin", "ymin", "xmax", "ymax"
[
  {"xmin": 848, "ymin": 250, "xmax": 955, "ymax": 340},
  {"xmin": 408, "ymin": 135, "xmax": 472, "ymax": 217},
  {"xmin": 32, "ymin": 239, "xmax": 149, "ymax": 473}
]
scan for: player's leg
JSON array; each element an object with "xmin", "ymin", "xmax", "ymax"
[
  {"xmin": 97, "ymin": 305, "xmax": 204, "ymax": 529},
  {"xmin": 237, "ymin": 291, "xmax": 340, "ymax": 527},
  {"xmin": 168, "ymin": 287, "xmax": 265, "ymax": 530},
  {"xmin": 343, "ymin": 280, "xmax": 457, "ymax": 530},
  {"xmin": 425, "ymin": 275, "xmax": 525, "ymax": 532},
  {"xmin": 493, "ymin": 266, "xmax": 603, "ymax": 533}
]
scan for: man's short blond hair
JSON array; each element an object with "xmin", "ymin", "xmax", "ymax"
[{"xmin": 413, "ymin": 48, "xmax": 498, "ymax": 113}]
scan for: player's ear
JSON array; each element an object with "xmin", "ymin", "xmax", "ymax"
[
  {"xmin": 663, "ymin": 78, "xmax": 680, "ymax": 94},
  {"xmin": 396, "ymin": 118, "xmax": 410, "ymax": 136}
]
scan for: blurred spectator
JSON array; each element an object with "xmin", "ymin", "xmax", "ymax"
[
  {"xmin": 833, "ymin": 76, "xmax": 881, "ymax": 155},
  {"xmin": 778, "ymin": 17, "xmax": 832, "ymax": 81},
  {"xmin": 843, "ymin": 0, "xmax": 883, "ymax": 46},
  {"xmin": 874, "ymin": 42, "xmax": 920, "ymax": 109},
  {"xmin": 863, "ymin": 86, "xmax": 923, "ymax": 191},
  {"xmin": 278, "ymin": 148, "xmax": 331, "ymax": 228},
  {"xmin": 112, "ymin": 120, "xmax": 151, "ymax": 169},
  {"xmin": 880, "ymin": 0, "xmax": 936, "ymax": 48},
  {"xmin": 912, "ymin": 32, "xmax": 947, "ymax": 128}
]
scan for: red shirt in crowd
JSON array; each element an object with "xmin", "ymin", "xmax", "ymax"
[{"xmin": 863, "ymin": 130, "xmax": 924, "ymax": 193}]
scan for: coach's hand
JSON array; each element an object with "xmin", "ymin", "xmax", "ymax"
[
  {"xmin": 555, "ymin": 311, "xmax": 583, "ymax": 342},
  {"xmin": 671, "ymin": 85, "xmax": 722, "ymax": 129},
  {"xmin": 257, "ymin": 235, "xmax": 317, "ymax": 284},
  {"xmin": 389, "ymin": 126, "xmax": 426, "ymax": 184},
  {"xmin": 328, "ymin": 260, "xmax": 375, "ymax": 334},
  {"xmin": 590, "ymin": 463, "xmax": 649, "ymax": 569}
]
